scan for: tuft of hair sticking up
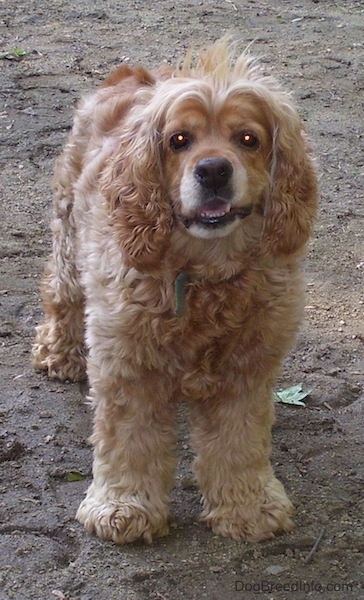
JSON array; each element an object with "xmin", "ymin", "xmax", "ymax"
[{"xmin": 176, "ymin": 36, "xmax": 263, "ymax": 85}]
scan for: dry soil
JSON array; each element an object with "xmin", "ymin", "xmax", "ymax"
[{"xmin": 0, "ymin": 1, "xmax": 363, "ymax": 599}]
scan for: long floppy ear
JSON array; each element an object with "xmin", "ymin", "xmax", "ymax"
[
  {"xmin": 101, "ymin": 87, "xmax": 174, "ymax": 272},
  {"xmin": 263, "ymin": 102, "xmax": 318, "ymax": 256}
]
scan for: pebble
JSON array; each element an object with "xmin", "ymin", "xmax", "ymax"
[
  {"xmin": 210, "ymin": 565, "xmax": 224, "ymax": 573},
  {"xmin": 264, "ymin": 564, "xmax": 288, "ymax": 575}
]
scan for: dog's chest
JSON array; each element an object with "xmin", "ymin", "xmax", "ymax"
[{"xmin": 122, "ymin": 273, "xmax": 259, "ymax": 370}]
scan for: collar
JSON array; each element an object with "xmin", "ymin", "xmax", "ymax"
[{"xmin": 174, "ymin": 272, "xmax": 190, "ymax": 317}]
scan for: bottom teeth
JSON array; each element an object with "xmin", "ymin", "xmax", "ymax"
[
  {"xmin": 199, "ymin": 201, "xmax": 231, "ymax": 219},
  {"xmin": 200, "ymin": 209, "xmax": 228, "ymax": 218},
  {"xmin": 180, "ymin": 204, "xmax": 253, "ymax": 229}
]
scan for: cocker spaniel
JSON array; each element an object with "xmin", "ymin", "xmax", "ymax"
[{"xmin": 32, "ymin": 39, "xmax": 318, "ymax": 543}]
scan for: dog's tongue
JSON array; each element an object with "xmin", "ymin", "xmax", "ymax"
[{"xmin": 199, "ymin": 199, "xmax": 231, "ymax": 218}]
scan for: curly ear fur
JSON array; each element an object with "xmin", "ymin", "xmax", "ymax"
[
  {"xmin": 101, "ymin": 86, "xmax": 174, "ymax": 272},
  {"xmin": 101, "ymin": 53, "xmax": 317, "ymax": 269},
  {"xmin": 262, "ymin": 99, "xmax": 318, "ymax": 256}
]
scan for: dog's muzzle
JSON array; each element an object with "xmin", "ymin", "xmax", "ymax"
[{"xmin": 181, "ymin": 157, "xmax": 253, "ymax": 229}]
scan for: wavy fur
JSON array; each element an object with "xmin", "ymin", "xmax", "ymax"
[{"xmin": 32, "ymin": 39, "xmax": 318, "ymax": 543}]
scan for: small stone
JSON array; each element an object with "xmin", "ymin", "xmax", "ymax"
[
  {"xmin": 264, "ymin": 564, "xmax": 288, "ymax": 575},
  {"xmin": 210, "ymin": 565, "xmax": 223, "ymax": 573},
  {"xmin": 181, "ymin": 475, "xmax": 197, "ymax": 490}
]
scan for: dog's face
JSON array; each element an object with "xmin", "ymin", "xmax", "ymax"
[
  {"xmin": 106, "ymin": 55, "xmax": 317, "ymax": 270},
  {"xmin": 162, "ymin": 86, "xmax": 273, "ymax": 239}
]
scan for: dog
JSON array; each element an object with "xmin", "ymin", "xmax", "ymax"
[{"xmin": 32, "ymin": 38, "xmax": 318, "ymax": 543}]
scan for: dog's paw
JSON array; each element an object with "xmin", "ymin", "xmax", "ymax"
[
  {"xmin": 46, "ymin": 356, "xmax": 86, "ymax": 382},
  {"xmin": 32, "ymin": 342, "xmax": 86, "ymax": 382},
  {"xmin": 76, "ymin": 494, "xmax": 170, "ymax": 544},
  {"xmin": 32, "ymin": 322, "xmax": 86, "ymax": 382},
  {"xmin": 201, "ymin": 477, "xmax": 294, "ymax": 542}
]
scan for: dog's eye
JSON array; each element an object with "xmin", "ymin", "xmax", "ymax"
[
  {"xmin": 239, "ymin": 131, "xmax": 260, "ymax": 149},
  {"xmin": 170, "ymin": 132, "xmax": 191, "ymax": 152}
]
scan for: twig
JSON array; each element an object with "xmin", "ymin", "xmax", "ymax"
[
  {"xmin": 224, "ymin": 0, "xmax": 238, "ymax": 10},
  {"xmin": 303, "ymin": 527, "xmax": 326, "ymax": 564},
  {"xmin": 51, "ymin": 591, "xmax": 68, "ymax": 600}
]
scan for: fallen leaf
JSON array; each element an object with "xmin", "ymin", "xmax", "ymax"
[
  {"xmin": 0, "ymin": 48, "xmax": 27, "ymax": 61},
  {"xmin": 274, "ymin": 383, "xmax": 311, "ymax": 406},
  {"xmin": 67, "ymin": 471, "xmax": 86, "ymax": 482}
]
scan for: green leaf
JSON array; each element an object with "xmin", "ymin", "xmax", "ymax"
[
  {"xmin": 0, "ymin": 48, "xmax": 27, "ymax": 61},
  {"xmin": 13, "ymin": 48, "xmax": 26, "ymax": 56},
  {"xmin": 67, "ymin": 471, "xmax": 86, "ymax": 482},
  {"xmin": 274, "ymin": 383, "xmax": 311, "ymax": 406}
]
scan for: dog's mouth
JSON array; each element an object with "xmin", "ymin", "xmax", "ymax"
[{"xmin": 180, "ymin": 198, "xmax": 253, "ymax": 229}]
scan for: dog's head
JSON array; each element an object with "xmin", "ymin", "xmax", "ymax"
[
  {"xmin": 103, "ymin": 40, "xmax": 317, "ymax": 271},
  {"xmin": 161, "ymin": 82, "xmax": 272, "ymax": 241}
]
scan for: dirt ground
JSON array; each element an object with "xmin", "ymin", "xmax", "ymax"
[{"xmin": 0, "ymin": 0, "xmax": 363, "ymax": 599}]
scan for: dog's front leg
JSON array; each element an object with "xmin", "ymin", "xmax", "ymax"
[
  {"xmin": 77, "ymin": 369, "xmax": 177, "ymax": 544},
  {"xmin": 189, "ymin": 383, "xmax": 293, "ymax": 542}
]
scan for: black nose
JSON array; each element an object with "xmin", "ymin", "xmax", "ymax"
[{"xmin": 194, "ymin": 157, "xmax": 233, "ymax": 191}]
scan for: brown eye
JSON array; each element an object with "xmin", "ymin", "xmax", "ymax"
[
  {"xmin": 170, "ymin": 132, "xmax": 191, "ymax": 152},
  {"xmin": 239, "ymin": 131, "xmax": 259, "ymax": 149}
]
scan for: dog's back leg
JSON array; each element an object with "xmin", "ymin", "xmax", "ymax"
[{"xmin": 32, "ymin": 146, "xmax": 87, "ymax": 382}]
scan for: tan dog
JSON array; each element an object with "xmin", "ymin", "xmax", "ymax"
[{"xmin": 32, "ymin": 39, "xmax": 318, "ymax": 543}]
